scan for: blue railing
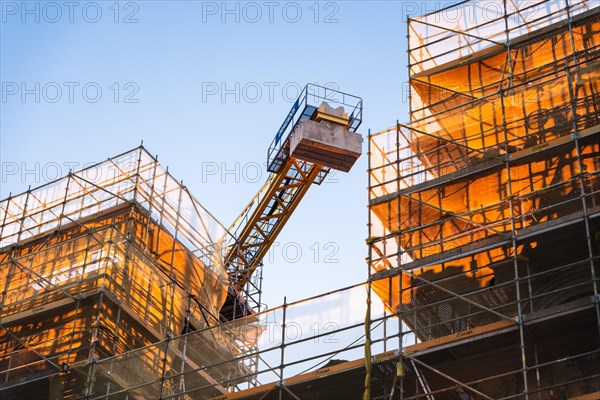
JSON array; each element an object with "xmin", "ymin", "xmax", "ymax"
[{"xmin": 267, "ymin": 84, "xmax": 363, "ymax": 173}]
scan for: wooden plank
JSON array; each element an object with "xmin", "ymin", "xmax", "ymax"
[
  {"xmin": 207, "ymin": 382, "xmax": 277, "ymax": 400},
  {"xmin": 207, "ymin": 350, "xmax": 399, "ymax": 400},
  {"xmin": 2, "ymin": 286, "xmax": 105, "ymax": 324},
  {"xmin": 580, "ymin": 123, "xmax": 600, "ymax": 138},
  {"xmin": 373, "ymin": 349, "xmax": 399, "ymax": 363},
  {"xmin": 406, "ymin": 319, "xmax": 516, "ymax": 353},
  {"xmin": 568, "ymin": 391, "xmax": 600, "ymax": 400},
  {"xmin": 1, "ymin": 297, "xmax": 74, "ymax": 324},
  {"xmin": 510, "ymin": 134, "xmax": 573, "ymax": 160},
  {"xmin": 291, "ymin": 139, "xmax": 360, "ymax": 172},
  {"xmin": 285, "ymin": 359, "xmax": 364, "ymax": 386},
  {"xmin": 297, "ymin": 139, "xmax": 360, "ymax": 158}
]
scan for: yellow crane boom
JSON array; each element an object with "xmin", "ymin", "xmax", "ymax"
[{"xmin": 220, "ymin": 84, "xmax": 363, "ymax": 321}]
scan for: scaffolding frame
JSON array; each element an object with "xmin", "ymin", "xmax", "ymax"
[
  {"xmin": 0, "ymin": 277, "xmax": 595, "ymax": 399},
  {"xmin": 368, "ymin": 0, "xmax": 600, "ymax": 398},
  {"xmin": 2, "ymin": 1, "xmax": 600, "ymax": 398},
  {"xmin": 0, "ymin": 147, "xmax": 268, "ymax": 397}
]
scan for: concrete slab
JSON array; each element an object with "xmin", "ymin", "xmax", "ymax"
[{"xmin": 290, "ymin": 119, "xmax": 362, "ymax": 172}]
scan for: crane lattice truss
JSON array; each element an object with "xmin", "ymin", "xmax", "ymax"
[{"xmin": 227, "ymin": 158, "xmax": 322, "ymax": 289}]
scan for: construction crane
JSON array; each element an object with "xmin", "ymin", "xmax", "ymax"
[{"xmin": 219, "ymin": 84, "xmax": 363, "ymax": 321}]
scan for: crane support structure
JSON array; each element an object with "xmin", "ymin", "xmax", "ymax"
[
  {"xmin": 227, "ymin": 158, "xmax": 322, "ymax": 290},
  {"xmin": 220, "ymin": 84, "xmax": 363, "ymax": 320}
]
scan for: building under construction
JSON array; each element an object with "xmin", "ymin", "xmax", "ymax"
[
  {"xmin": 1, "ymin": 0, "xmax": 600, "ymax": 399},
  {"xmin": 369, "ymin": 0, "xmax": 600, "ymax": 398}
]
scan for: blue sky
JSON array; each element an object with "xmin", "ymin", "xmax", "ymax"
[{"xmin": 0, "ymin": 0, "xmax": 443, "ymax": 309}]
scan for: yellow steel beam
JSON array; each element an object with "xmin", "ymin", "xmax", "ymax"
[{"xmin": 227, "ymin": 157, "xmax": 322, "ymax": 291}]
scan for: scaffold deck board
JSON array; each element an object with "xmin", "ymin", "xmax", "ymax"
[
  {"xmin": 207, "ymin": 351, "xmax": 398, "ymax": 400},
  {"xmin": 405, "ymin": 319, "xmax": 516, "ymax": 354}
]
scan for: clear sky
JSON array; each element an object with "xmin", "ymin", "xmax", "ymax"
[{"xmin": 0, "ymin": 0, "xmax": 451, "ymax": 311}]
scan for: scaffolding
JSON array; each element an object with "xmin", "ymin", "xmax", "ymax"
[
  {"xmin": 0, "ymin": 147, "xmax": 265, "ymax": 398},
  {"xmin": 1, "ymin": 270, "xmax": 406, "ymax": 399},
  {"xmin": 67, "ymin": 284, "xmax": 387, "ymax": 399},
  {"xmin": 3, "ymin": 1, "xmax": 600, "ymax": 399},
  {"xmin": 368, "ymin": 0, "xmax": 600, "ymax": 398}
]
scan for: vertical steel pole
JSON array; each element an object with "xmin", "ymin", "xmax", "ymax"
[{"xmin": 279, "ymin": 297, "xmax": 287, "ymax": 400}]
